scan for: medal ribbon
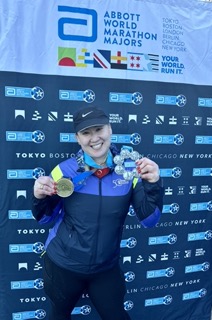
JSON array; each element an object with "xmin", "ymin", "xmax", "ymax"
[
  {"xmin": 84, "ymin": 151, "xmax": 113, "ymax": 169},
  {"xmin": 51, "ymin": 151, "xmax": 113, "ymax": 191},
  {"xmin": 51, "ymin": 165, "xmax": 95, "ymax": 191}
]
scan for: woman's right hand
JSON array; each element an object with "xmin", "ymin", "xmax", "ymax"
[{"xmin": 33, "ymin": 176, "xmax": 57, "ymax": 199}]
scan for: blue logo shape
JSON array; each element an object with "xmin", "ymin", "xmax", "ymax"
[
  {"xmin": 130, "ymin": 133, "xmax": 141, "ymax": 145},
  {"xmin": 160, "ymin": 167, "xmax": 182, "ymax": 178},
  {"xmin": 190, "ymin": 201, "xmax": 212, "ymax": 212},
  {"xmin": 8, "ymin": 210, "xmax": 33, "ymax": 220},
  {"xmin": 145, "ymin": 295, "xmax": 173, "ymax": 307},
  {"xmin": 154, "ymin": 134, "xmax": 184, "ymax": 145},
  {"xmin": 31, "ymin": 87, "xmax": 44, "ymax": 100},
  {"xmin": 199, "ymin": 288, "xmax": 207, "ymax": 298},
  {"xmin": 163, "ymin": 203, "xmax": 179, "ymax": 214},
  {"xmin": 125, "ymin": 271, "xmax": 135, "ymax": 282},
  {"xmin": 172, "ymin": 167, "xmax": 182, "ymax": 178},
  {"xmin": 12, "ymin": 310, "xmax": 46, "ymax": 320},
  {"xmin": 163, "ymin": 295, "xmax": 173, "ymax": 305},
  {"xmin": 5, "ymin": 86, "xmax": 44, "ymax": 100},
  {"xmin": 168, "ymin": 234, "xmax": 177, "ymax": 244},
  {"xmin": 80, "ymin": 305, "xmax": 91, "ymax": 315},
  {"xmin": 33, "ymin": 168, "xmax": 45, "ymax": 179},
  {"xmin": 124, "ymin": 300, "xmax": 134, "ymax": 311},
  {"xmin": 126, "ymin": 237, "xmax": 137, "ymax": 248},
  {"xmin": 128, "ymin": 205, "xmax": 136, "ymax": 216},
  {"xmin": 72, "ymin": 305, "xmax": 91, "ymax": 315},
  {"xmin": 207, "ymin": 201, "xmax": 212, "ymax": 211},
  {"xmin": 83, "ymin": 89, "xmax": 95, "ymax": 103},
  {"xmin": 201, "ymin": 262, "xmax": 210, "ymax": 272},
  {"xmin": 148, "ymin": 234, "xmax": 177, "ymax": 246},
  {"xmin": 205, "ymin": 230, "xmax": 212, "ymax": 240},
  {"xmin": 9, "ymin": 243, "xmax": 44, "ymax": 254},
  {"xmin": 7, "ymin": 168, "xmax": 45, "ymax": 180},
  {"xmin": 32, "ymin": 130, "xmax": 45, "ymax": 143},
  {"xmin": 174, "ymin": 133, "xmax": 184, "ymax": 145},
  {"xmin": 195, "ymin": 136, "xmax": 212, "ymax": 144},
  {"xmin": 120, "ymin": 237, "xmax": 137, "ymax": 248},
  {"xmin": 33, "ymin": 242, "xmax": 45, "ymax": 254},
  {"xmin": 6, "ymin": 130, "xmax": 45, "ymax": 143},
  {"xmin": 188, "ymin": 231, "xmax": 212, "ymax": 242},
  {"xmin": 109, "ymin": 92, "xmax": 133, "ymax": 104},
  {"xmin": 166, "ymin": 267, "xmax": 175, "ymax": 277},
  {"xmin": 132, "ymin": 92, "xmax": 143, "ymax": 105},
  {"xmin": 170, "ymin": 203, "xmax": 180, "ymax": 214},
  {"xmin": 58, "ymin": 6, "xmax": 97, "ymax": 42},
  {"xmin": 147, "ymin": 267, "xmax": 175, "ymax": 279},
  {"xmin": 192, "ymin": 168, "xmax": 212, "ymax": 177},
  {"xmin": 34, "ymin": 278, "xmax": 44, "ymax": 290},
  {"xmin": 155, "ymin": 94, "xmax": 186, "ymax": 107},
  {"xmin": 176, "ymin": 94, "xmax": 186, "ymax": 107},
  {"xmin": 198, "ymin": 97, "xmax": 212, "ymax": 108},
  {"xmin": 183, "ymin": 288, "xmax": 207, "ymax": 300},
  {"xmin": 59, "ymin": 89, "xmax": 95, "ymax": 103},
  {"xmin": 35, "ymin": 309, "xmax": 46, "ymax": 319},
  {"xmin": 109, "ymin": 92, "xmax": 143, "ymax": 105}
]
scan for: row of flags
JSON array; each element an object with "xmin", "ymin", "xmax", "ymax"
[{"xmin": 58, "ymin": 47, "xmax": 159, "ymax": 71}]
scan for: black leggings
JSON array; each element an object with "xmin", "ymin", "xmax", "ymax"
[{"xmin": 43, "ymin": 254, "xmax": 131, "ymax": 320}]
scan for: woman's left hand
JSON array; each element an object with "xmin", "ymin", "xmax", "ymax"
[{"xmin": 136, "ymin": 157, "xmax": 160, "ymax": 183}]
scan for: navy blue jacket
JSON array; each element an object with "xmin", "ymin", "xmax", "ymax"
[{"xmin": 32, "ymin": 147, "xmax": 164, "ymax": 274}]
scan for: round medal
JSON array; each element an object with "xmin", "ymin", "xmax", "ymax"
[
  {"xmin": 114, "ymin": 148, "xmax": 141, "ymax": 181},
  {"xmin": 56, "ymin": 178, "xmax": 74, "ymax": 198}
]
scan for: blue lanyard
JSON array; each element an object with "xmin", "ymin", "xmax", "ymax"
[
  {"xmin": 71, "ymin": 151, "xmax": 113, "ymax": 190},
  {"xmin": 72, "ymin": 169, "xmax": 95, "ymax": 191}
]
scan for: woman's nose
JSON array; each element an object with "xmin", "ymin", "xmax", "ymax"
[{"xmin": 90, "ymin": 132, "xmax": 99, "ymax": 141}]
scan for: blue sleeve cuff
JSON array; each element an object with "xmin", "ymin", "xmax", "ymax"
[
  {"xmin": 140, "ymin": 207, "xmax": 161, "ymax": 228},
  {"xmin": 38, "ymin": 200, "xmax": 63, "ymax": 224}
]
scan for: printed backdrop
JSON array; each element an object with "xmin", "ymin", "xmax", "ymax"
[{"xmin": 0, "ymin": 1, "xmax": 212, "ymax": 319}]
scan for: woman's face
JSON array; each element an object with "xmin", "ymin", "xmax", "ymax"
[{"xmin": 75, "ymin": 125, "xmax": 112, "ymax": 163}]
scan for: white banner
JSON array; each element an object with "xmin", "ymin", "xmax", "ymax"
[{"xmin": 0, "ymin": 0, "xmax": 212, "ymax": 85}]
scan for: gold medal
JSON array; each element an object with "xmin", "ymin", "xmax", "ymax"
[{"xmin": 56, "ymin": 178, "xmax": 74, "ymax": 198}]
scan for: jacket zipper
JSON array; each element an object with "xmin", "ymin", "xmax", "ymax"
[{"xmin": 91, "ymin": 178, "xmax": 102, "ymax": 268}]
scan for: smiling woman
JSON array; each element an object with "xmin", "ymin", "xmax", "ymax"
[
  {"xmin": 74, "ymin": 107, "xmax": 112, "ymax": 166},
  {"xmin": 32, "ymin": 106, "xmax": 163, "ymax": 320},
  {"xmin": 75, "ymin": 125, "xmax": 112, "ymax": 166}
]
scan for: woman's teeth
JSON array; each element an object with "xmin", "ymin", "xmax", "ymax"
[{"xmin": 92, "ymin": 143, "xmax": 102, "ymax": 150}]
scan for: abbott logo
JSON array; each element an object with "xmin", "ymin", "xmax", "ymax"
[{"xmin": 58, "ymin": 6, "xmax": 97, "ymax": 42}]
